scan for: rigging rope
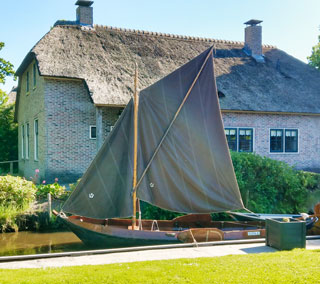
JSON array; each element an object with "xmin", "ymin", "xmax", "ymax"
[{"xmin": 189, "ymin": 229, "xmax": 198, "ymax": 247}]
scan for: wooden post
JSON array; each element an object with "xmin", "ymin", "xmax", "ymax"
[
  {"xmin": 96, "ymin": 107, "xmax": 103, "ymax": 151},
  {"xmin": 9, "ymin": 162, "xmax": 13, "ymax": 175},
  {"xmin": 48, "ymin": 193, "xmax": 52, "ymax": 219},
  {"xmin": 132, "ymin": 63, "xmax": 139, "ymax": 230}
]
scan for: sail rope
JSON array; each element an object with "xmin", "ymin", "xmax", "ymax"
[
  {"xmin": 189, "ymin": 229, "xmax": 198, "ymax": 247},
  {"xmin": 226, "ymin": 208, "xmax": 261, "ymax": 217},
  {"xmin": 243, "ymin": 207, "xmax": 261, "ymax": 216},
  {"xmin": 133, "ymin": 46, "xmax": 214, "ymax": 194}
]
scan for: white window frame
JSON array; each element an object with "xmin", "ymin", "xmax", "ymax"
[
  {"xmin": 224, "ymin": 127, "xmax": 255, "ymax": 152},
  {"xmin": 25, "ymin": 123, "xmax": 30, "ymax": 159},
  {"xmin": 269, "ymin": 128, "xmax": 299, "ymax": 154},
  {"xmin": 90, "ymin": 125, "xmax": 96, "ymax": 140},
  {"xmin": 34, "ymin": 119, "xmax": 39, "ymax": 161},
  {"xmin": 21, "ymin": 125, "xmax": 25, "ymax": 159}
]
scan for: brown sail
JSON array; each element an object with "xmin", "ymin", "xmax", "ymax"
[{"xmin": 62, "ymin": 47, "xmax": 244, "ymax": 219}]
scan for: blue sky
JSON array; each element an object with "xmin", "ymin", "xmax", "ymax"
[{"xmin": 1, "ymin": 0, "xmax": 320, "ymax": 93}]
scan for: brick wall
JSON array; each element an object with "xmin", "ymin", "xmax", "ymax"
[
  {"xmin": 18, "ymin": 74, "xmax": 122, "ymax": 184},
  {"xmin": 222, "ymin": 112, "xmax": 320, "ymax": 172},
  {"xmin": 17, "ymin": 60, "xmax": 46, "ymax": 181},
  {"xmin": 101, "ymin": 107, "xmax": 124, "ymax": 140},
  {"xmin": 44, "ymin": 78, "xmax": 97, "ymax": 183}
]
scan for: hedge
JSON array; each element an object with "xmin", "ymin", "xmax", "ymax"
[{"xmin": 230, "ymin": 151, "xmax": 320, "ymax": 214}]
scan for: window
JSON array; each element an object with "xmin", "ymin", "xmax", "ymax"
[
  {"xmin": 270, "ymin": 129, "xmax": 298, "ymax": 153},
  {"xmin": 26, "ymin": 71, "xmax": 30, "ymax": 93},
  {"xmin": 224, "ymin": 127, "xmax": 253, "ymax": 152},
  {"xmin": 270, "ymin": 129, "xmax": 283, "ymax": 152},
  {"xmin": 90, "ymin": 126, "xmax": 96, "ymax": 139},
  {"xmin": 33, "ymin": 63, "xmax": 37, "ymax": 87},
  {"xmin": 25, "ymin": 123, "xmax": 30, "ymax": 159},
  {"xmin": 21, "ymin": 125, "xmax": 25, "ymax": 159},
  {"xmin": 239, "ymin": 128, "xmax": 253, "ymax": 152},
  {"xmin": 34, "ymin": 119, "xmax": 39, "ymax": 161},
  {"xmin": 225, "ymin": 128, "xmax": 237, "ymax": 151},
  {"xmin": 285, "ymin": 129, "xmax": 298, "ymax": 152}
]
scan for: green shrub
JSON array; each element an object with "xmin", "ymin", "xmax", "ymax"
[
  {"xmin": 36, "ymin": 182, "xmax": 67, "ymax": 199},
  {"xmin": 0, "ymin": 175, "xmax": 36, "ymax": 208},
  {"xmin": 230, "ymin": 152, "xmax": 315, "ymax": 214},
  {"xmin": 0, "ymin": 175, "xmax": 36, "ymax": 231}
]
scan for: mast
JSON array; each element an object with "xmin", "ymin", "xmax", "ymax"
[{"xmin": 132, "ymin": 63, "xmax": 139, "ymax": 230}]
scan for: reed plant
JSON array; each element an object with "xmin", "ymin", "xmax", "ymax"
[{"xmin": 0, "ymin": 203, "xmax": 31, "ymax": 232}]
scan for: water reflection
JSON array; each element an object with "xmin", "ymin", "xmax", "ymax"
[{"xmin": 0, "ymin": 231, "xmax": 93, "ymax": 256}]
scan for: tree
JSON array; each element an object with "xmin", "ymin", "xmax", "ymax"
[
  {"xmin": 308, "ymin": 35, "xmax": 320, "ymax": 69},
  {"xmin": 0, "ymin": 104, "xmax": 18, "ymax": 171},
  {"xmin": 0, "ymin": 42, "xmax": 15, "ymax": 105},
  {"xmin": 0, "ymin": 42, "xmax": 17, "ymax": 171}
]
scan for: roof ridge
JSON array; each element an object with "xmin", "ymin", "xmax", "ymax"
[{"xmin": 92, "ymin": 24, "xmax": 276, "ymax": 49}]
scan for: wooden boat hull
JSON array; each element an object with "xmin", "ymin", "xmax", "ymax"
[
  {"xmin": 55, "ymin": 212, "xmax": 266, "ymax": 248},
  {"xmin": 59, "ymin": 216, "xmax": 180, "ymax": 248}
]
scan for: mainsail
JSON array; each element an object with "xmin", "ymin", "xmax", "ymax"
[{"xmin": 62, "ymin": 47, "xmax": 244, "ymax": 219}]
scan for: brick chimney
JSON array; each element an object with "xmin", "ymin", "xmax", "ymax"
[
  {"xmin": 244, "ymin": 19, "xmax": 264, "ymax": 62},
  {"xmin": 76, "ymin": 0, "xmax": 94, "ymax": 26}
]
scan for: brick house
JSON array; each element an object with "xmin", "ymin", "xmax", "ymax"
[{"xmin": 14, "ymin": 1, "xmax": 320, "ymax": 183}]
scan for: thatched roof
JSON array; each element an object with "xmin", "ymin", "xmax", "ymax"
[
  {"xmin": 6, "ymin": 87, "xmax": 17, "ymax": 105},
  {"xmin": 16, "ymin": 24, "xmax": 320, "ymax": 114}
]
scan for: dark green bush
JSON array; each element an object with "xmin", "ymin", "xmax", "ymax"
[
  {"xmin": 140, "ymin": 201, "xmax": 183, "ymax": 220},
  {"xmin": 230, "ymin": 152, "xmax": 318, "ymax": 214}
]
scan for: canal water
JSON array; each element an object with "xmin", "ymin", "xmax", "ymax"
[{"xmin": 0, "ymin": 231, "xmax": 93, "ymax": 256}]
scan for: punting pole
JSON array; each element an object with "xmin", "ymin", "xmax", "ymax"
[{"xmin": 132, "ymin": 62, "xmax": 139, "ymax": 230}]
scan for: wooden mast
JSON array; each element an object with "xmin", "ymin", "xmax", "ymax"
[{"xmin": 132, "ymin": 63, "xmax": 139, "ymax": 230}]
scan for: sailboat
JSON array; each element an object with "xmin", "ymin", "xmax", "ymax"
[{"xmin": 54, "ymin": 47, "xmax": 266, "ymax": 247}]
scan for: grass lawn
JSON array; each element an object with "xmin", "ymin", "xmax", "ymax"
[{"xmin": 1, "ymin": 249, "xmax": 319, "ymax": 284}]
